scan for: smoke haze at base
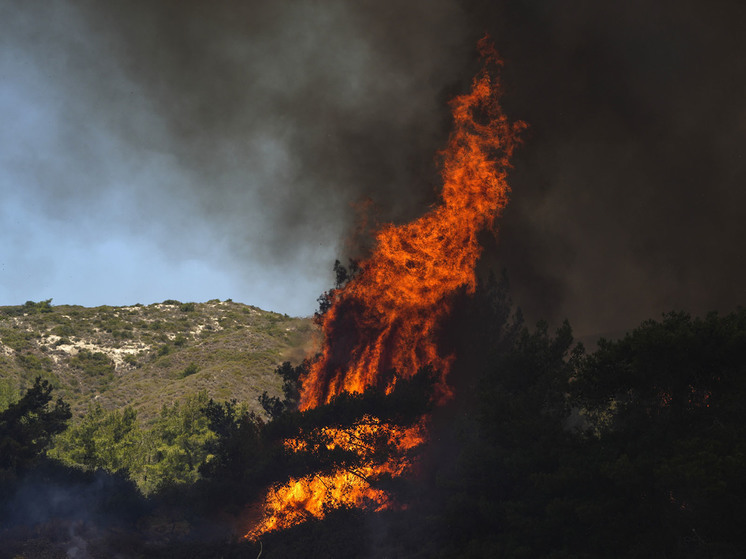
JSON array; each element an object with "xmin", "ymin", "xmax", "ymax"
[{"xmin": 1, "ymin": 0, "xmax": 744, "ymax": 337}]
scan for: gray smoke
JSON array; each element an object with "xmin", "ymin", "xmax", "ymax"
[
  {"xmin": 2, "ymin": 0, "xmax": 743, "ymax": 333},
  {"xmin": 470, "ymin": 0, "xmax": 746, "ymax": 337},
  {"xmin": 0, "ymin": 0, "xmax": 474, "ymax": 314}
]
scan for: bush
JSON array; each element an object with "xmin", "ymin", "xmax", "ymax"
[
  {"xmin": 181, "ymin": 363, "xmax": 200, "ymax": 378},
  {"xmin": 52, "ymin": 324, "xmax": 75, "ymax": 337},
  {"xmin": 0, "ymin": 377, "xmax": 71, "ymax": 472},
  {"xmin": 22, "ymin": 299, "xmax": 54, "ymax": 314},
  {"xmin": 123, "ymin": 354, "xmax": 140, "ymax": 368},
  {"xmin": 0, "ymin": 380, "xmax": 18, "ymax": 412}
]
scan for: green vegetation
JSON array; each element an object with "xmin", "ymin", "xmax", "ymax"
[
  {"xmin": 51, "ymin": 403, "xmax": 140, "ymax": 475},
  {"xmin": 0, "ymin": 327, "xmax": 37, "ymax": 352},
  {"xmin": 50, "ymin": 392, "xmax": 217, "ymax": 494},
  {"xmin": 0, "ymin": 377, "xmax": 71, "ymax": 475},
  {"xmin": 180, "ymin": 362, "xmax": 200, "ymax": 378},
  {"xmin": 16, "ymin": 352, "xmax": 54, "ymax": 373}
]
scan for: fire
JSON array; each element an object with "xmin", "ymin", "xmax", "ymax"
[
  {"xmin": 247, "ymin": 38, "xmax": 525, "ymax": 538},
  {"xmin": 249, "ymin": 417, "xmax": 427, "ymax": 537}
]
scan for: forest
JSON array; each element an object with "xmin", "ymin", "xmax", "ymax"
[{"xmin": 1, "ymin": 278, "xmax": 745, "ymax": 558}]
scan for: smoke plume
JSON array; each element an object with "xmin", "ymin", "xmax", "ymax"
[{"xmin": 2, "ymin": 0, "xmax": 743, "ymax": 332}]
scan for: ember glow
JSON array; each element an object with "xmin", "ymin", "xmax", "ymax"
[{"xmin": 248, "ymin": 38, "xmax": 525, "ymax": 538}]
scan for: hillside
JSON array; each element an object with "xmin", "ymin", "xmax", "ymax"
[{"xmin": 0, "ymin": 299, "xmax": 317, "ymax": 421}]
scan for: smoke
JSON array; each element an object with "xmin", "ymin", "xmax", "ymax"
[
  {"xmin": 0, "ymin": 0, "xmax": 474, "ymax": 314},
  {"xmin": 464, "ymin": 0, "xmax": 746, "ymax": 336},
  {"xmin": 0, "ymin": 462, "xmax": 150, "ymax": 559},
  {"xmin": 2, "ymin": 0, "xmax": 743, "ymax": 331},
  {"xmin": 1, "ymin": 468, "xmax": 141, "ymax": 529}
]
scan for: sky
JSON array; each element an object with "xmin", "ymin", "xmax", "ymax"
[{"xmin": 1, "ymin": 0, "xmax": 745, "ymax": 336}]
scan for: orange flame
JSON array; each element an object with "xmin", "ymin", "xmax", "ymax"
[
  {"xmin": 299, "ymin": 38, "xmax": 525, "ymax": 410},
  {"xmin": 248, "ymin": 38, "xmax": 525, "ymax": 538},
  {"xmin": 248, "ymin": 417, "xmax": 426, "ymax": 538}
]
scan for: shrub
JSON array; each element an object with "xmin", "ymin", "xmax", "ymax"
[
  {"xmin": 52, "ymin": 324, "xmax": 76, "ymax": 337},
  {"xmin": 123, "ymin": 354, "xmax": 140, "ymax": 368},
  {"xmin": 181, "ymin": 362, "xmax": 200, "ymax": 378},
  {"xmin": 112, "ymin": 330, "xmax": 132, "ymax": 340},
  {"xmin": 0, "ymin": 379, "xmax": 18, "ymax": 412},
  {"xmin": 22, "ymin": 299, "xmax": 53, "ymax": 314}
]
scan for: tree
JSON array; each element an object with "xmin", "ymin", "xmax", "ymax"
[
  {"xmin": 571, "ymin": 309, "xmax": 746, "ymax": 557},
  {"xmin": 198, "ymin": 398, "xmax": 271, "ymax": 509},
  {"xmin": 51, "ymin": 403, "xmax": 141, "ymax": 474},
  {"xmin": 0, "ymin": 377, "xmax": 71, "ymax": 473},
  {"xmin": 424, "ymin": 307, "xmax": 746, "ymax": 557},
  {"xmin": 140, "ymin": 391, "xmax": 216, "ymax": 493},
  {"xmin": 259, "ymin": 360, "xmax": 307, "ymax": 420},
  {"xmin": 421, "ymin": 318, "xmax": 587, "ymax": 558}
]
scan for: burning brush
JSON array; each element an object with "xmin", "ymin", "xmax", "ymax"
[{"xmin": 248, "ymin": 37, "xmax": 525, "ymax": 538}]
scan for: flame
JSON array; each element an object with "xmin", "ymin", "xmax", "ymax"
[
  {"xmin": 300, "ymin": 39, "xmax": 525, "ymax": 409},
  {"xmin": 247, "ymin": 38, "xmax": 525, "ymax": 538},
  {"xmin": 248, "ymin": 417, "xmax": 426, "ymax": 538}
]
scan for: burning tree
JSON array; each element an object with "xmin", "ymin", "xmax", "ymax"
[{"xmin": 247, "ymin": 38, "xmax": 526, "ymax": 538}]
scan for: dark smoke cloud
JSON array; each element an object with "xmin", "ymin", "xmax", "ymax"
[
  {"xmin": 3, "ymin": 0, "xmax": 742, "ymax": 332},
  {"xmin": 75, "ymin": 0, "xmax": 474, "ymax": 241},
  {"xmin": 468, "ymin": 0, "xmax": 746, "ymax": 336},
  {"xmin": 8, "ymin": 1, "xmax": 471, "ymax": 253}
]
